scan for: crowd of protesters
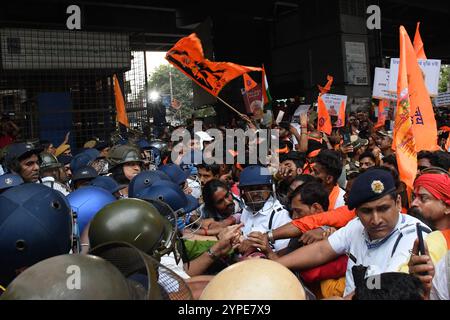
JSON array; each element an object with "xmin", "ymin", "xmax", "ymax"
[{"xmin": 0, "ymin": 97, "xmax": 449, "ymax": 300}]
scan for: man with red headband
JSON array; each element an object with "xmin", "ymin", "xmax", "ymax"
[
  {"xmin": 407, "ymin": 172, "xmax": 450, "ymax": 300},
  {"xmin": 411, "ymin": 173, "xmax": 450, "ymax": 249},
  {"xmin": 403, "ymin": 172, "xmax": 450, "ymax": 271}
]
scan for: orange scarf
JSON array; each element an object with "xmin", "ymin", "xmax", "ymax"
[{"xmin": 328, "ymin": 185, "xmax": 341, "ymax": 211}]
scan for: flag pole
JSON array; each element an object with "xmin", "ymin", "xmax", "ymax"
[{"xmin": 215, "ymin": 95, "xmax": 254, "ymax": 127}]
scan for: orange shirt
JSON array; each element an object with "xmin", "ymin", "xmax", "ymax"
[
  {"xmin": 291, "ymin": 206, "xmax": 356, "ymax": 233},
  {"xmin": 328, "ymin": 185, "xmax": 341, "ymax": 211}
]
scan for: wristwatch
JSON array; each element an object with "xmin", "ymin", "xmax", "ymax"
[{"xmin": 207, "ymin": 248, "xmax": 220, "ymax": 261}]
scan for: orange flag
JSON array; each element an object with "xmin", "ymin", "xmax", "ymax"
[
  {"xmin": 166, "ymin": 33, "xmax": 262, "ymax": 97},
  {"xmin": 337, "ymin": 100, "xmax": 346, "ymax": 128},
  {"xmin": 243, "ymin": 73, "xmax": 258, "ymax": 92},
  {"xmin": 317, "ymin": 96, "xmax": 332, "ymax": 135},
  {"xmin": 394, "ymin": 26, "xmax": 418, "ymax": 192},
  {"xmin": 113, "ymin": 74, "xmax": 129, "ymax": 128},
  {"xmin": 318, "ymin": 75, "xmax": 334, "ymax": 95},
  {"xmin": 375, "ymin": 100, "xmax": 389, "ymax": 130},
  {"xmin": 400, "ymin": 26, "xmax": 439, "ymax": 151},
  {"xmin": 262, "ymin": 64, "xmax": 272, "ymax": 106},
  {"xmin": 413, "ymin": 22, "xmax": 427, "ymax": 60}
]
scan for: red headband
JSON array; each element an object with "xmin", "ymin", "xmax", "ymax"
[{"xmin": 414, "ymin": 174, "xmax": 450, "ymax": 206}]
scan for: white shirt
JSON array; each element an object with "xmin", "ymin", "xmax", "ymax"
[
  {"xmin": 241, "ymin": 197, "xmax": 292, "ymax": 252},
  {"xmin": 430, "ymin": 252, "xmax": 450, "ymax": 300},
  {"xmin": 41, "ymin": 176, "xmax": 71, "ymax": 196},
  {"xmin": 328, "ymin": 213, "xmax": 430, "ymax": 296},
  {"xmin": 187, "ymin": 178, "xmax": 201, "ymax": 199},
  {"xmin": 160, "ymin": 252, "xmax": 190, "ymax": 280},
  {"xmin": 0, "ymin": 165, "xmax": 4, "ymax": 176}
]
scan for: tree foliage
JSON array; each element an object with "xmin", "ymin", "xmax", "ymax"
[
  {"xmin": 439, "ymin": 65, "xmax": 450, "ymax": 93},
  {"xmin": 148, "ymin": 64, "xmax": 194, "ymax": 122}
]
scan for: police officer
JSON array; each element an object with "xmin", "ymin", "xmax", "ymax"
[
  {"xmin": 71, "ymin": 166, "xmax": 98, "ymax": 190},
  {"xmin": 275, "ymin": 168, "xmax": 432, "ymax": 297},
  {"xmin": 88, "ymin": 197, "xmax": 241, "ymax": 279},
  {"xmin": 238, "ymin": 165, "xmax": 292, "ymax": 253},
  {"xmin": 0, "ymin": 173, "xmax": 23, "ymax": 194},
  {"xmin": 128, "ymin": 170, "xmax": 171, "ymax": 198},
  {"xmin": 4, "ymin": 143, "xmax": 42, "ymax": 183},
  {"xmin": 39, "ymin": 152, "xmax": 71, "ymax": 195},
  {"xmin": 0, "ymin": 184, "xmax": 73, "ymax": 288},
  {"xmin": 1, "ymin": 242, "xmax": 191, "ymax": 300},
  {"xmin": 107, "ymin": 145, "xmax": 144, "ymax": 197},
  {"xmin": 1, "ymin": 254, "xmax": 135, "ymax": 300},
  {"xmin": 200, "ymin": 259, "xmax": 306, "ymax": 300}
]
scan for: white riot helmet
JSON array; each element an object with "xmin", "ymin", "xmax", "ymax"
[{"xmin": 200, "ymin": 259, "xmax": 306, "ymax": 300}]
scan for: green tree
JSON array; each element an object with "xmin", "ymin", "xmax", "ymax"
[
  {"xmin": 148, "ymin": 64, "xmax": 194, "ymax": 122},
  {"xmin": 439, "ymin": 65, "xmax": 450, "ymax": 93}
]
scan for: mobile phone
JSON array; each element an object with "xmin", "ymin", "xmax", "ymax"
[
  {"xmin": 416, "ymin": 223, "xmax": 426, "ymax": 256},
  {"xmin": 416, "ymin": 223, "xmax": 428, "ymax": 276},
  {"xmin": 340, "ymin": 127, "xmax": 352, "ymax": 146}
]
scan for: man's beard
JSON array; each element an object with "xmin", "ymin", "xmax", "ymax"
[{"xmin": 408, "ymin": 207, "xmax": 436, "ymax": 231}]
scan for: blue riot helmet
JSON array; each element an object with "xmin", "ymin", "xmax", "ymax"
[
  {"xmin": 0, "ymin": 184, "xmax": 73, "ymax": 286},
  {"xmin": 137, "ymin": 139, "xmax": 151, "ymax": 150},
  {"xmin": 137, "ymin": 180, "xmax": 199, "ymax": 215},
  {"xmin": 89, "ymin": 176, "xmax": 126, "ymax": 197},
  {"xmin": 66, "ymin": 186, "xmax": 116, "ymax": 235},
  {"xmin": 137, "ymin": 181, "xmax": 199, "ymax": 232},
  {"xmin": 0, "ymin": 174, "xmax": 24, "ymax": 193},
  {"xmin": 83, "ymin": 148, "xmax": 100, "ymax": 162},
  {"xmin": 239, "ymin": 165, "xmax": 274, "ymax": 214},
  {"xmin": 70, "ymin": 152, "xmax": 94, "ymax": 173},
  {"xmin": 128, "ymin": 170, "xmax": 171, "ymax": 198},
  {"xmin": 159, "ymin": 164, "xmax": 190, "ymax": 186}
]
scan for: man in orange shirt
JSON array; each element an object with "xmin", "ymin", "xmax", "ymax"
[{"xmin": 310, "ymin": 150, "xmax": 346, "ymax": 210}]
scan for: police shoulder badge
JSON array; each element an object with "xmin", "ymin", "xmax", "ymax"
[{"xmin": 371, "ymin": 180, "xmax": 385, "ymax": 194}]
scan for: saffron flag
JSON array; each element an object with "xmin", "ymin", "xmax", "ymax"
[
  {"xmin": 317, "ymin": 95, "xmax": 332, "ymax": 135},
  {"xmin": 321, "ymin": 94, "xmax": 347, "ymax": 128},
  {"xmin": 113, "ymin": 74, "xmax": 129, "ymax": 128},
  {"xmin": 394, "ymin": 26, "xmax": 418, "ymax": 192},
  {"xmin": 413, "ymin": 22, "xmax": 427, "ymax": 60},
  {"xmin": 401, "ymin": 26, "xmax": 439, "ymax": 151},
  {"xmin": 262, "ymin": 64, "xmax": 272, "ymax": 106},
  {"xmin": 166, "ymin": 33, "xmax": 262, "ymax": 97},
  {"xmin": 375, "ymin": 100, "xmax": 389, "ymax": 130},
  {"xmin": 338, "ymin": 100, "xmax": 346, "ymax": 128},
  {"xmin": 243, "ymin": 73, "xmax": 258, "ymax": 92},
  {"xmin": 318, "ymin": 75, "xmax": 334, "ymax": 95}
]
